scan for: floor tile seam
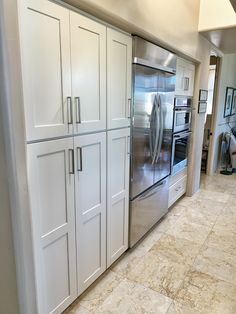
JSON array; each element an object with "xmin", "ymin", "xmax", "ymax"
[
  {"xmin": 78, "ymin": 270, "xmax": 123, "ymax": 312},
  {"xmin": 171, "ymin": 295, "xmax": 205, "ymax": 314},
  {"xmin": 164, "ymin": 300, "xmax": 175, "ymax": 314},
  {"xmin": 124, "ymin": 248, "xmax": 194, "ymax": 299},
  {"xmin": 115, "ymin": 276, "xmax": 174, "ymax": 305},
  {"xmin": 190, "ymin": 264, "xmax": 236, "ymax": 288},
  {"xmin": 87, "ymin": 276, "xmax": 137, "ymax": 313},
  {"xmin": 195, "ymin": 189, "xmax": 230, "ymax": 204},
  {"xmin": 188, "ymin": 209, "xmax": 220, "ymax": 268},
  {"xmin": 171, "ymin": 209, "xmax": 219, "ymax": 306}
]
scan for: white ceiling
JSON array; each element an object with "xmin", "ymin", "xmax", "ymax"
[{"xmin": 201, "ymin": 27, "xmax": 236, "ymax": 54}]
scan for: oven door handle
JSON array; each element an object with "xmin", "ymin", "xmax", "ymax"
[
  {"xmin": 174, "ymin": 107, "xmax": 192, "ymax": 111},
  {"xmin": 174, "ymin": 131, "xmax": 192, "ymax": 139}
]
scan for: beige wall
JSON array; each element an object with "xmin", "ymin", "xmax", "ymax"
[
  {"xmin": 210, "ymin": 54, "xmax": 236, "ymax": 173},
  {"xmin": 199, "ymin": 0, "xmax": 236, "ymax": 31},
  {"xmin": 66, "ymin": 0, "xmax": 209, "ymax": 61}
]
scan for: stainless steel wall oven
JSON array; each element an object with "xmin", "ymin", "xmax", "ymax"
[
  {"xmin": 173, "ymin": 96, "xmax": 192, "ymax": 133},
  {"xmin": 172, "ymin": 130, "xmax": 191, "ymax": 174}
]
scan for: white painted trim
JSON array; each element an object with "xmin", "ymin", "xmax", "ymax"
[{"xmin": 51, "ymin": 0, "xmax": 132, "ymax": 36}]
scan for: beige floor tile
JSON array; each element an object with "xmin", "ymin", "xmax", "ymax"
[
  {"xmin": 127, "ymin": 251, "xmax": 189, "ymax": 298},
  {"xmin": 186, "ymin": 198, "xmax": 224, "ymax": 216},
  {"xmin": 226, "ymin": 197, "xmax": 236, "ymax": 207},
  {"xmin": 221, "ymin": 204, "xmax": 236, "ymax": 216},
  {"xmin": 166, "ymin": 301, "xmax": 201, "ymax": 314},
  {"xmin": 213, "ymin": 214, "xmax": 236, "ymax": 235},
  {"xmin": 205, "ymin": 229, "xmax": 236, "ymax": 256},
  {"xmin": 193, "ymin": 245, "xmax": 236, "ymax": 285},
  {"xmin": 155, "ymin": 213, "xmax": 182, "ymax": 233},
  {"xmin": 111, "ymin": 229, "xmax": 163, "ymax": 278},
  {"xmin": 194, "ymin": 189, "xmax": 230, "ymax": 203},
  {"xmin": 200, "ymin": 181, "xmax": 226, "ymax": 193},
  {"xmin": 177, "ymin": 196, "xmax": 197, "ymax": 207},
  {"xmin": 166, "ymin": 216, "xmax": 211, "ymax": 245},
  {"xmin": 168, "ymin": 204, "xmax": 187, "ymax": 218},
  {"xmin": 175, "ymin": 270, "xmax": 236, "ymax": 314},
  {"xmin": 64, "ymin": 304, "xmax": 91, "ymax": 314},
  {"xmin": 179, "ymin": 207, "xmax": 218, "ymax": 227},
  {"xmin": 96, "ymin": 279, "xmax": 172, "ymax": 314},
  {"xmin": 150, "ymin": 234, "xmax": 200, "ymax": 265},
  {"xmin": 78, "ymin": 271, "xmax": 122, "ymax": 312}
]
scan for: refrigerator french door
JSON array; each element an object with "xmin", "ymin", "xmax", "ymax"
[
  {"xmin": 129, "ymin": 37, "xmax": 176, "ymax": 247},
  {"xmin": 130, "ymin": 64, "xmax": 174, "ymax": 198}
]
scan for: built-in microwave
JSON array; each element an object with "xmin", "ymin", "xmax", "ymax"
[
  {"xmin": 172, "ymin": 131, "xmax": 191, "ymax": 174},
  {"xmin": 173, "ymin": 96, "xmax": 192, "ymax": 133}
]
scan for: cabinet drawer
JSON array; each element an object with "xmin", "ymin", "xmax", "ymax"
[
  {"xmin": 169, "ymin": 167, "xmax": 187, "ymax": 186},
  {"xmin": 168, "ymin": 175, "xmax": 187, "ymax": 208}
]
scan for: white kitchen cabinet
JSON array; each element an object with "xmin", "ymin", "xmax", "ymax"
[
  {"xmin": 107, "ymin": 28, "xmax": 132, "ymax": 129},
  {"xmin": 175, "ymin": 58, "xmax": 195, "ymax": 97},
  {"xmin": 19, "ymin": 0, "xmax": 72, "ymax": 141},
  {"xmin": 107, "ymin": 128, "xmax": 130, "ymax": 267},
  {"xmin": 70, "ymin": 12, "xmax": 106, "ymax": 134},
  {"xmin": 74, "ymin": 132, "xmax": 106, "ymax": 294},
  {"xmin": 27, "ymin": 138, "xmax": 77, "ymax": 314},
  {"xmin": 168, "ymin": 167, "xmax": 187, "ymax": 208}
]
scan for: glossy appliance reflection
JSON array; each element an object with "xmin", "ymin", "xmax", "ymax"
[{"xmin": 129, "ymin": 36, "xmax": 176, "ymax": 247}]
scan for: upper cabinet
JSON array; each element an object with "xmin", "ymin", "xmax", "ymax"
[
  {"xmin": 70, "ymin": 12, "xmax": 107, "ymax": 134},
  {"xmin": 107, "ymin": 28, "xmax": 132, "ymax": 129},
  {"xmin": 20, "ymin": 1, "xmax": 132, "ymax": 141},
  {"xmin": 19, "ymin": 0, "xmax": 72, "ymax": 141},
  {"xmin": 175, "ymin": 58, "xmax": 195, "ymax": 97}
]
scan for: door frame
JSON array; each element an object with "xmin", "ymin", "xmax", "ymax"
[{"xmin": 206, "ymin": 54, "xmax": 222, "ymax": 175}]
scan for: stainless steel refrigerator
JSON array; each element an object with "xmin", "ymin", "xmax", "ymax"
[{"xmin": 129, "ymin": 37, "xmax": 176, "ymax": 247}]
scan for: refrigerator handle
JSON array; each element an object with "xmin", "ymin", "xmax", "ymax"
[
  {"xmin": 152, "ymin": 95, "xmax": 159, "ymax": 164},
  {"xmin": 155, "ymin": 95, "xmax": 163, "ymax": 163},
  {"xmin": 149, "ymin": 99, "xmax": 156, "ymax": 159},
  {"xmin": 137, "ymin": 180, "xmax": 166, "ymax": 201}
]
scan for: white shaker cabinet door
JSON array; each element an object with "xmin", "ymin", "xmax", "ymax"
[
  {"xmin": 27, "ymin": 138, "xmax": 77, "ymax": 314},
  {"xmin": 19, "ymin": 0, "xmax": 72, "ymax": 141},
  {"xmin": 107, "ymin": 28, "xmax": 132, "ymax": 129},
  {"xmin": 184, "ymin": 64, "xmax": 195, "ymax": 96},
  {"xmin": 70, "ymin": 12, "xmax": 106, "ymax": 134},
  {"xmin": 74, "ymin": 132, "xmax": 106, "ymax": 295},
  {"xmin": 175, "ymin": 58, "xmax": 195, "ymax": 97},
  {"xmin": 107, "ymin": 128, "xmax": 130, "ymax": 267}
]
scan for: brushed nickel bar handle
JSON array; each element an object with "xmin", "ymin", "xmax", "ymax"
[
  {"xmin": 75, "ymin": 97, "xmax": 81, "ymax": 124},
  {"xmin": 184, "ymin": 77, "xmax": 189, "ymax": 91},
  {"xmin": 127, "ymin": 136, "xmax": 130, "ymax": 155},
  {"xmin": 68, "ymin": 149, "xmax": 74, "ymax": 174},
  {"xmin": 67, "ymin": 97, "xmax": 73, "ymax": 124},
  {"xmin": 77, "ymin": 147, "xmax": 83, "ymax": 172},
  {"xmin": 127, "ymin": 98, "xmax": 131, "ymax": 118}
]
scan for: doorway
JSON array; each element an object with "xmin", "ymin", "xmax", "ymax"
[{"xmin": 201, "ymin": 54, "xmax": 221, "ymax": 175}]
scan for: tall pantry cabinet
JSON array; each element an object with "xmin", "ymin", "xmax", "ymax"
[{"xmin": 18, "ymin": 0, "xmax": 132, "ymax": 313}]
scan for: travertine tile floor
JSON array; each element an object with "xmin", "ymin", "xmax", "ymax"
[{"xmin": 64, "ymin": 173, "xmax": 236, "ymax": 314}]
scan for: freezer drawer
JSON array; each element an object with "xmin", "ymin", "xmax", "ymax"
[{"xmin": 129, "ymin": 177, "xmax": 169, "ymax": 248}]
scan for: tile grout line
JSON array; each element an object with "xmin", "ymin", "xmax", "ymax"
[{"xmin": 171, "ymin": 190, "xmax": 232, "ymax": 312}]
